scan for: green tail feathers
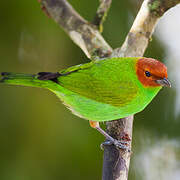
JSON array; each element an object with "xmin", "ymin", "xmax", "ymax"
[{"xmin": 0, "ymin": 72, "xmax": 60, "ymax": 90}]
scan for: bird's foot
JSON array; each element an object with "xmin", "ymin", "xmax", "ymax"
[
  {"xmin": 101, "ymin": 139, "xmax": 130, "ymax": 152},
  {"xmin": 89, "ymin": 121, "xmax": 131, "ymax": 152}
]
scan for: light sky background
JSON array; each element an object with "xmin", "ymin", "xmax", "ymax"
[{"xmin": 156, "ymin": 5, "xmax": 180, "ymax": 118}]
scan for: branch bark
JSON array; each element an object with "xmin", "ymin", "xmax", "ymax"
[
  {"xmin": 113, "ymin": 0, "xmax": 180, "ymax": 57},
  {"xmin": 39, "ymin": 0, "xmax": 180, "ymax": 179},
  {"xmin": 41, "ymin": 0, "xmax": 112, "ymax": 59}
]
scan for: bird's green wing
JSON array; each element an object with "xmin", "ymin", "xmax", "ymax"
[{"xmin": 58, "ymin": 58, "xmax": 138, "ymax": 107}]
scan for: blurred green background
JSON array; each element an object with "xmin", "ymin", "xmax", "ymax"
[{"xmin": 0, "ymin": 1, "xmax": 180, "ymax": 180}]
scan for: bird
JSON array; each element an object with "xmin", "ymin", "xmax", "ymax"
[{"xmin": 0, "ymin": 57, "xmax": 171, "ymax": 149}]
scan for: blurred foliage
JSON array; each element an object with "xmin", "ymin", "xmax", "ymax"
[{"xmin": 0, "ymin": 1, "xmax": 179, "ymax": 180}]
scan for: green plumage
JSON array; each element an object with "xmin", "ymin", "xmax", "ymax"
[{"xmin": 0, "ymin": 57, "xmax": 162, "ymax": 121}]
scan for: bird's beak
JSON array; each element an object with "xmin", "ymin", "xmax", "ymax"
[{"xmin": 155, "ymin": 78, "xmax": 171, "ymax": 87}]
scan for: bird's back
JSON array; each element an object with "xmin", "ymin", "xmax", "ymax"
[{"xmin": 58, "ymin": 58, "xmax": 139, "ymax": 107}]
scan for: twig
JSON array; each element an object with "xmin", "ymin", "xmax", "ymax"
[
  {"xmin": 41, "ymin": 0, "xmax": 112, "ymax": 59},
  {"xmin": 39, "ymin": 0, "xmax": 180, "ymax": 180},
  {"xmin": 92, "ymin": 0, "xmax": 112, "ymax": 32}
]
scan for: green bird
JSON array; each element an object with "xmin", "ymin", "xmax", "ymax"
[{"xmin": 0, "ymin": 57, "xmax": 171, "ymax": 149}]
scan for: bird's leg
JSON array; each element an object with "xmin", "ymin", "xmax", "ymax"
[{"xmin": 89, "ymin": 121, "xmax": 130, "ymax": 151}]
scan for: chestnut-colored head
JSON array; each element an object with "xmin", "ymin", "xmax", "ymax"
[{"xmin": 136, "ymin": 58, "xmax": 171, "ymax": 87}]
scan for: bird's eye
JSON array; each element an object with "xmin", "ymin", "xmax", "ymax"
[{"xmin": 145, "ymin": 71, "xmax": 151, "ymax": 77}]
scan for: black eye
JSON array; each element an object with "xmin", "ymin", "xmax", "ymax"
[{"xmin": 145, "ymin": 71, "xmax": 151, "ymax": 77}]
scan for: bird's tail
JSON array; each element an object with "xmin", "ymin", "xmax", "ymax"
[{"xmin": 0, "ymin": 72, "xmax": 60, "ymax": 90}]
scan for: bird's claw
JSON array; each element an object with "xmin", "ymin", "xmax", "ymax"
[
  {"xmin": 101, "ymin": 139, "xmax": 131, "ymax": 152},
  {"xmin": 114, "ymin": 140, "xmax": 130, "ymax": 152},
  {"xmin": 100, "ymin": 140, "xmax": 113, "ymax": 149}
]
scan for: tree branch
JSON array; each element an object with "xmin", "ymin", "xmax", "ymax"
[
  {"xmin": 113, "ymin": 0, "xmax": 180, "ymax": 57},
  {"xmin": 39, "ymin": 0, "xmax": 180, "ymax": 180},
  {"xmin": 41, "ymin": 0, "xmax": 112, "ymax": 59},
  {"xmin": 103, "ymin": 116, "xmax": 133, "ymax": 180},
  {"xmin": 92, "ymin": 0, "xmax": 112, "ymax": 32}
]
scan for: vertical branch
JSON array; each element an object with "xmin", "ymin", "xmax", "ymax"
[{"xmin": 103, "ymin": 116, "xmax": 133, "ymax": 180}]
